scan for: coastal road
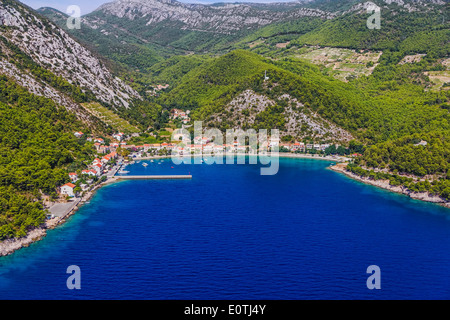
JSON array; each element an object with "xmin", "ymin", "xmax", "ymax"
[
  {"xmin": 48, "ymin": 198, "xmax": 80, "ymax": 218},
  {"xmin": 106, "ymin": 161, "xmax": 123, "ymax": 178}
]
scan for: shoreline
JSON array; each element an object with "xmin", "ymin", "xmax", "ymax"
[
  {"xmin": 0, "ymin": 177, "xmax": 116, "ymax": 257},
  {"xmin": 0, "ymin": 154, "xmax": 390, "ymax": 257},
  {"xmin": 278, "ymin": 153, "xmax": 349, "ymax": 162},
  {"xmin": 138, "ymin": 153, "xmax": 350, "ymax": 162},
  {"xmin": 329, "ymin": 163, "xmax": 450, "ymax": 209}
]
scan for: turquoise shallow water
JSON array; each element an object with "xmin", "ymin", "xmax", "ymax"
[{"xmin": 1, "ymin": 157, "xmax": 450, "ymax": 299}]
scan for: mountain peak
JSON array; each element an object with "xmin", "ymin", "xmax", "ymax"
[{"xmin": 89, "ymin": 0, "xmax": 334, "ymax": 34}]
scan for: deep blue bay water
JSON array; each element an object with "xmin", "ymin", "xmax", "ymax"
[{"xmin": 1, "ymin": 157, "xmax": 450, "ymax": 299}]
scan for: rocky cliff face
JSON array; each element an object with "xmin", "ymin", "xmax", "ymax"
[
  {"xmin": 206, "ymin": 89, "xmax": 354, "ymax": 143},
  {"xmin": 0, "ymin": 0, "xmax": 140, "ymax": 112},
  {"xmin": 89, "ymin": 0, "xmax": 335, "ymax": 34},
  {"xmin": 89, "ymin": 0, "xmax": 446, "ymax": 34},
  {"xmin": 345, "ymin": 0, "xmax": 447, "ymax": 14}
]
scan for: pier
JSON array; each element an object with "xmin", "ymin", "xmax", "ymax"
[{"xmin": 115, "ymin": 175, "xmax": 192, "ymax": 180}]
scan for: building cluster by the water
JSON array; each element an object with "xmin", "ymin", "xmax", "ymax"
[
  {"xmin": 61, "ymin": 150, "xmax": 119, "ymax": 198},
  {"xmin": 85, "ymin": 132, "xmax": 338, "ymax": 156},
  {"xmin": 129, "ymin": 139, "xmax": 335, "ymax": 156},
  {"xmin": 58, "ymin": 130, "xmax": 126, "ymax": 198},
  {"xmin": 62, "ymin": 129, "xmax": 350, "ymax": 198}
]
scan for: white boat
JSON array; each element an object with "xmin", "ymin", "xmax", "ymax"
[
  {"xmin": 142, "ymin": 163, "xmax": 148, "ymax": 167},
  {"xmin": 119, "ymin": 170, "xmax": 130, "ymax": 174},
  {"xmin": 151, "ymin": 160, "xmax": 154, "ymax": 162}
]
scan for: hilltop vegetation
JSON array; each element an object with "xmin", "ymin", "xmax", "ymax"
[
  {"xmin": 160, "ymin": 50, "xmax": 275, "ymax": 110},
  {"xmin": 292, "ymin": 9, "xmax": 447, "ymax": 53},
  {"xmin": 360, "ymin": 132, "xmax": 450, "ymax": 177},
  {"xmin": 156, "ymin": 49, "xmax": 449, "ymax": 139}
]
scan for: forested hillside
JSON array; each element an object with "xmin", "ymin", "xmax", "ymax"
[
  {"xmin": 156, "ymin": 49, "xmax": 449, "ymax": 140},
  {"xmin": 0, "ymin": 0, "xmax": 147, "ymax": 240},
  {"xmin": 0, "ymin": 76, "xmax": 95, "ymax": 239}
]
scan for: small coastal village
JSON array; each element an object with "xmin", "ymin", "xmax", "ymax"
[
  {"xmin": 64, "ymin": 129, "xmax": 353, "ymax": 196},
  {"xmin": 51, "ymin": 108, "xmax": 358, "ymax": 221},
  {"xmin": 2, "ymin": 102, "xmax": 441, "ymax": 257},
  {"xmin": 1, "ymin": 105, "xmax": 356, "ymax": 256}
]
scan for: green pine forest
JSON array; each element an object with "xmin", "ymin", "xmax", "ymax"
[{"xmin": 0, "ymin": 76, "xmax": 95, "ymax": 239}]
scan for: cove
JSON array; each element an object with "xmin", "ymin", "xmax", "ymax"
[{"xmin": 1, "ymin": 157, "xmax": 450, "ymax": 300}]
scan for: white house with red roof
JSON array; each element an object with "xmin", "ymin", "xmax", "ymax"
[
  {"xmin": 91, "ymin": 163, "xmax": 103, "ymax": 176},
  {"xmin": 172, "ymin": 108, "xmax": 190, "ymax": 123},
  {"xmin": 143, "ymin": 144, "xmax": 151, "ymax": 152},
  {"xmin": 291, "ymin": 142, "xmax": 305, "ymax": 151},
  {"xmin": 60, "ymin": 183, "xmax": 76, "ymax": 197},
  {"xmin": 74, "ymin": 132, "xmax": 84, "ymax": 138},
  {"xmin": 69, "ymin": 172, "xmax": 78, "ymax": 182},
  {"xmin": 82, "ymin": 169, "xmax": 97, "ymax": 177},
  {"xmin": 113, "ymin": 132, "xmax": 124, "ymax": 141},
  {"xmin": 101, "ymin": 155, "xmax": 111, "ymax": 164}
]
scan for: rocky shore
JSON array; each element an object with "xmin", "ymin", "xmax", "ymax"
[
  {"xmin": 0, "ymin": 204, "xmax": 82, "ymax": 257},
  {"xmin": 3, "ymin": 158, "xmax": 447, "ymax": 257},
  {"xmin": 0, "ymin": 178, "xmax": 115, "ymax": 257},
  {"xmin": 330, "ymin": 163, "xmax": 450, "ymax": 209},
  {"xmin": 0, "ymin": 228, "xmax": 47, "ymax": 257}
]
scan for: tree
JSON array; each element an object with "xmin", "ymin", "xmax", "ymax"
[
  {"xmin": 337, "ymin": 146, "xmax": 347, "ymax": 155},
  {"xmin": 325, "ymin": 144, "xmax": 337, "ymax": 155}
]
